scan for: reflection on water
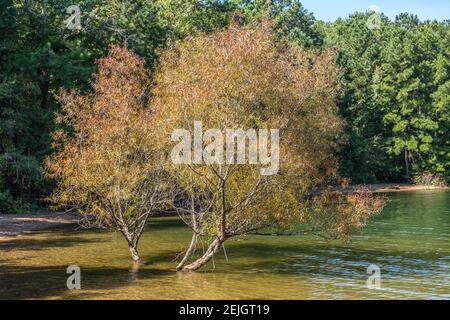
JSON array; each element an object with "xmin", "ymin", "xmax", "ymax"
[{"xmin": 0, "ymin": 190, "xmax": 449, "ymax": 299}]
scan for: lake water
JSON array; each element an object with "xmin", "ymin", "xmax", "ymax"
[{"xmin": 0, "ymin": 190, "xmax": 449, "ymax": 299}]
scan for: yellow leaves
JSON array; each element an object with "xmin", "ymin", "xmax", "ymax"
[
  {"xmin": 47, "ymin": 22, "xmax": 382, "ymax": 244},
  {"xmin": 150, "ymin": 20, "xmax": 348, "ymax": 235}
]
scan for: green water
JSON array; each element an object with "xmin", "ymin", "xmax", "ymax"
[{"xmin": 1, "ymin": 190, "xmax": 449, "ymax": 299}]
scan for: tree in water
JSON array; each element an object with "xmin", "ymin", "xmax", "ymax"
[
  {"xmin": 46, "ymin": 47, "xmax": 172, "ymax": 263},
  {"xmin": 152, "ymin": 21, "xmax": 384, "ymax": 271}
]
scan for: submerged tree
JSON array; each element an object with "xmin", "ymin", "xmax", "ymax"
[
  {"xmin": 152, "ymin": 22, "xmax": 384, "ymax": 271},
  {"xmin": 46, "ymin": 47, "xmax": 171, "ymax": 263}
]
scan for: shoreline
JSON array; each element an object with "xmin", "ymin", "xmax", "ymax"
[
  {"xmin": 0, "ymin": 184, "xmax": 447, "ymax": 240},
  {"xmin": 0, "ymin": 211, "xmax": 80, "ymax": 241},
  {"xmin": 342, "ymin": 183, "xmax": 449, "ymax": 193}
]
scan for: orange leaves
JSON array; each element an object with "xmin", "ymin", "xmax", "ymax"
[
  {"xmin": 46, "ymin": 46, "xmax": 160, "ymax": 221},
  {"xmin": 310, "ymin": 188, "xmax": 386, "ymax": 241}
]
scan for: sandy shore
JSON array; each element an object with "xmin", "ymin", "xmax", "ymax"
[
  {"xmin": 347, "ymin": 183, "xmax": 449, "ymax": 193},
  {"xmin": 0, "ymin": 211, "xmax": 80, "ymax": 240},
  {"xmin": 0, "ymin": 184, "xmax": 447, "ymax": 240}
]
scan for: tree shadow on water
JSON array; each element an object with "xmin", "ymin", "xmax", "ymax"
[
  {"xmin": 0, "ymin": 263, "xmax": 173, "ymax": 299},
  {"xmin": 0, "ymin": 233, "xmax": 104, "ymax": 252},
  {"xmin": 143, "ymin": 250, "xmax": 180, "ymax": 266}
]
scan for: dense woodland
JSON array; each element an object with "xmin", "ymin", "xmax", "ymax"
[{"xmin": 0, "ymin": 0, "xmax": 449, "ymax": 213}]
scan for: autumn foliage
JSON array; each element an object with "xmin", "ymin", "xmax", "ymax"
[
  {"xmin": 47, "ymin": 23, "xmax": 384, "ymax": 269},
  {"xmin": 46, "ymin": 47, "xmax": 171, "ymax": 262},
  {"xmin": 151, "ymin": 21, "xmax": 384, "ymax": 271}
]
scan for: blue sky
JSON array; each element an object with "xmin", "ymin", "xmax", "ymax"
[{"xmin": 300, "ymin": 0, "xmax": 449, "ymax": 22}]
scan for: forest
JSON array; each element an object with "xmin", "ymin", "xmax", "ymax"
[{"xmin": 0, "ymin": 0, "xmax": 449, "ymax": 214}]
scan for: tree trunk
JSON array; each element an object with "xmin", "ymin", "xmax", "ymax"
[
  {"xmin": 41, "ymin": 0, "xmax": 47, "ymax": 34},
  {"xmin": 176, "ymin": 233, "xmax": 198, "ymax": 271},
  {"xmin": 404, "ymin": 148, "xmax": 410, "ymax": 182},
  {"xmin": 38, "ymin": 72, "xmax": 49, "ymax": 109},
  {"xmin": 129, "ymin": 245, "xmax": 140, "ymax": 263},
  {"xmin": 182, "ymin": 237, "xmax": 223, "ymax": 272},
  {"xmin": 120, "ymin": 227, "xmax": 141, "ymax": 263}
]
